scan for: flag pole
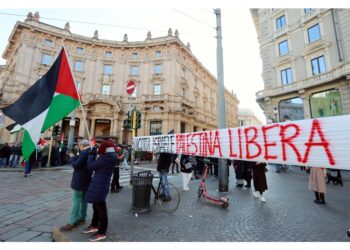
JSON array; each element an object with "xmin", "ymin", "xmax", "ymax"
[{"xmin": 61, "ymin": 44, "xmax": 93, "ymax": 149}]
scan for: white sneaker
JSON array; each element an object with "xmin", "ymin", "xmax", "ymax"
[
  {"xmin": 183, "ymin": 187, "xmax": 189, "ymax": 191},
  {"xmin": 260, "ymin": 196, "xmax": 266, "ymax": 202},
  {"xmin": 253, "ymin": 191, "xmax": 260, "ymax": 198}
]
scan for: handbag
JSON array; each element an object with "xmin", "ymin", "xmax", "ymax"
[
  {"xmin": 184, "ymin": 162, "xmax": 192, "ymax": 170},
  {"xmin": 175, "ymin": 157, "xmax": 180, "ymax": 165}
]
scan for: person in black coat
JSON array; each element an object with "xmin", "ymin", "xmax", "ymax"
[
  {"xmin": 157, "ymin": 151, "xmax": 172, "ymax": 200},
  {"xmin": 60, "ymin": 139, "xmax": 92, "ymax": 231},
  {"xmin": 180, "ymin": 154, "xmax": 193, "ymax": 191},
  {"xmin": 233, "ymin": 160, "xmax": 245, "ymax": 188},
  {"xmin": 82, "ymin": 140, "xmax": 117, "ymax": 241},
  {"xmin": 252, "ymin": 162, "xmax": 268, "ymax": 202}
]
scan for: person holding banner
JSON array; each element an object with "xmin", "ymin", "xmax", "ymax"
[
  {"xmin": 308, "ymin": 167, "xmax": 327, "ymax": 205},
  {"xmin": 180, "ymin": 154, "xmax": 193, "ymax": 191},
  {"xmin": 157, "ymin": 151, "xmax": 172, "ymax": 201}
]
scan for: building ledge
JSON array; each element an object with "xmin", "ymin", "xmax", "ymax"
[{"xmin": 256, "ymin": 62, "xmax": 350, "ymax": 100}]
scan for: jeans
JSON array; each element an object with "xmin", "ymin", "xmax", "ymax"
[
  {"xmin": 91, "ymin": 201, "xmax": 108, "ymax": 234},
  {"xmin": 122, "ymin": 158, "xmax": 129, "ymax": 169},
  {"xmin": 0, "ymin": 157, "xmax": 7, "ymax": 167},
  {"xmin": 24, "ymin": 162, "xmax": 32, "ymax": 175},
  {"xmin": 9, "ymin": 155, "xmax": 20, "ymax": 168},
  {"xmin": 70, "ymin": 190, "xmax": 87, "ymax": 225},
  {"xmin": 159, "ymin": 172, "xmax": 170, "ymax": 198}
]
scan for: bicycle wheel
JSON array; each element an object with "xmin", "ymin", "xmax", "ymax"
[{"xmin": 157, "ymin": 183, "xmax": 180, "ymax": 213}]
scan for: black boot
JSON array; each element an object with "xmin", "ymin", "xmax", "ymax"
[
  {"xmin": 319, "ymin": 193, "xmax": 326, "ymax": 204},
  {"xmin": 314, "ymin": 192, "xmax": 321, "ymax": 204}
]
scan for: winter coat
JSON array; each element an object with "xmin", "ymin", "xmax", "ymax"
[
  {"xmin": 157, "ymin": 152, "xmax": 172, "ymax": 173},
  {"xmin": 0, "ymin": 145, "xmax": 11, "ymax": 158},
  {"xmin": 180, "ymin": 155, "xmax": 193, "ymax": 173},
  {"xmin": 233, "ymin": 160, "xmax": 245, "ymax": 180},
  {"xmin": 69, "ymin": 148, "xmax": 92, "ymax": 192},
  {"xmin": 85, "ymin": 152, "xmax": 117, "ymax": 203},
  {"xmin": 309, "ymin": 167, "xmax": 326, "ymax": 193},
  {"xmin": 252, "ymin": 162, "xmax": 268, "ymax": 193}
]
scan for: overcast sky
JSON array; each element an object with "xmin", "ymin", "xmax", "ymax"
[{"xmin": 0, "ymin": 0, "xmax": 344, "ymax": 124}]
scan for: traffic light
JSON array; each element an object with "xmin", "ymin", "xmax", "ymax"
[
  {"xmin": 137, "ymin": 111, "xmax": 142, "ymax": 129},
  {"xmin": 56, "ymin": 125, "xmax": 62, "ymax": 136},
  {"xmin": 123, "ymin": 112, "xmax": 131, "ymax": 129},
  {"xmin": 52, "ymin": 125, "xmax": 59, "ymax": 136}
]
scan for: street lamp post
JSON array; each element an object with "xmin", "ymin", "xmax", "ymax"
[{"xmin": 215, "ymin": 8, "xmax": 229, "ymax": 193}]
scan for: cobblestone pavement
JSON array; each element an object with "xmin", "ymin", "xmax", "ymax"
[{"xmin": 1, "ymin": 164, "xmax": 350, "ymax": 242}]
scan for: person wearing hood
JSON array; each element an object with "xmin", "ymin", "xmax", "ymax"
[{"xmin": 82, "ymin": 139, "xmax": 117, "ymax": 241}]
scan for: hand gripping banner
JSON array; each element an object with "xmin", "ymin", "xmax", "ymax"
[{"xmin": 133, "ymin": 115, "xmax": 350, "ymax": 170}]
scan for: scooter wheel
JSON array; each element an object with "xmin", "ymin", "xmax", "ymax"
[
  {"xmin": 198, "ymin": 188, "xmax": 203, "ymax": 199},
  {"xmin": 221, "ymin": 201, "xmax": 229, "ymax": 209}
]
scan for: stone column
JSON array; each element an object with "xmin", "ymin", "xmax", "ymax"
[
  {"xmin": 78, "ymin": 118, "xmax": 86, "ymax": 138},
  {"xmin": 90, "ymin": 118, "xmax": 96, "ymax": 137},
  {"xmin": 110, "ymin": 119, "xmax": 114, "ymax": 136},
  {"xmin": 299, "ymin": 91, "xmax": 311, "ymax": 119}
]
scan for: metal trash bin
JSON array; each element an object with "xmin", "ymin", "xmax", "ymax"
[{"xmin": 131, "ymin": 171, "xmax": 153, "ymax": 212}]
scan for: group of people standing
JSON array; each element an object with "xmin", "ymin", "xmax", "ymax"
[
  {"xmin": 0, "ymin": 142, "xmax": 22, "ymax": 168},
  {"xmin": 60, "ymin": 139, "xmax": 125, "ymax": 242}
]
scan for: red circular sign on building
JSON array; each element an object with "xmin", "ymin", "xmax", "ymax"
[{"xmin": 126, "ymin": 80, "xmax": 136, "ymax": 95}]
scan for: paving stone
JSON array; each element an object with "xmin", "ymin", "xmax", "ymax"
[{"xmin": 6, "ymin": 231, "xmax": 42, "ymax": 242}]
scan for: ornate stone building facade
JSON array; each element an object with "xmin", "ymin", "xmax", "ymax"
[
  {"xmin": 238, "ymin": 108, "xmax": 263, "ymax": 127},
  {"xmin": 251, "ymin": 9, "xmax": 350, "ymax": 122},
  {"xmin": 0, "ymin": 12, "xmax": 239, "ymax": 144}
]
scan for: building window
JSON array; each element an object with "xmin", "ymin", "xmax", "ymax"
[
  {"xmin": 103, "ymin": 64, "xmax": 113, "ymax": 75},
  {"xmin": 311, "ymin": 55, "xmax": 326, "ymax": 75},
  {"xmin": 131, "ymin": 66, "xmax": 138, "ymax": 76},
  {"xmin": 132, "ymin": 52, "xmax": 139, "ymax": 58},
  {"xmin": 105, "ymin": 51, "xmax": 112, "ymax": 57},
  {"xmin": 101, "ymin": 85, "xmax": 110, "ymax": 95},
  {"xmin": 132, "ymin": 86, "xmax": 137, "ymax": 97},
  {"xmin": 150, "ymin": 121, "xmax": 162, "ymax": 135},
  {"xmin": 41, "ymin": 54, "xmax": 51, "ymax": 65},
  {"xmin": 75, "ymin": 61, "xmax": 84, "ymax": 72},
  {"xmin": 76, "ymin": 81, "xmax": 81, "ymax": 91},
  {"xmin": 280, "ymin": 68, "xmax": 293, "ymax": 84},
  {"xmin": 310, "ymin": 89, "xmax": 343, "ymax": 118},
  {"xmin": 307, "ymin": 24, "xmax": 321, "ymax": 43},
  {"xmin": 155, "ymin": 51, "xmax": 161, "ymax": 57},
  {"xmin": 193, "ymin": 126, "xmax": 198, "ymax": 132},
  {"xmin": 154, "ymin": 84, "xmax": 161, "ymax": 95},
  {"xmin": 304, "ymin": 8, "xmax": 313, "ymax": 14},
  {"xmin": 278, "ymin": 40, "xmax": 289, "ymax": 56},
  {"xmin": 155, "ymin": 64, "xmax": 162, "ymax": 74},
  {"xmin": 276, "ymin": 15, "xmax": 286, "ymax": 30},
  {"xmin": 44, "ymin": 39, "xmax": 53, "ymax": 47},
  {"xmin": 180, "ymin": 122, "xmax": 186, "ymax": 133},
  {"xmin": 181, "ymin": 67, "xmax": 185, "ymax": 78},
  {"xmin": 76, "ymin": 47, "xmax": 84, "ymax": 54},
  {"xmin": 278, "ymin": 97, "xmax": 304, "ymax": 122}
]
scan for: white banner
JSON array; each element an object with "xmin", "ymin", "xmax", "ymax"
[{"xmin": 133, "ymin": 115, "xmax": 350, "ymax": 170}]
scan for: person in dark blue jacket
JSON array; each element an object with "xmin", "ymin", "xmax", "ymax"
[
  {"xmin": 60, "ymin": 139, "xmax": 92, "ymax": 231},
  {"xmin": 82, "ymin": 139, "xmax": 117, "ymax": 242}
]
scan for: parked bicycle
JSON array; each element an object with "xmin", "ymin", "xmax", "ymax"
[{"xmin": 151, "ymin": 175, "xmax": 180, "ymax": 213}]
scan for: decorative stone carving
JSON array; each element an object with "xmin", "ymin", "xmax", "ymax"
[
  {"xmin": 168, "ymin": 28, "xmax": 172, "ymax": 36},
  {"xmin": 146, "ymin": 31, "xmax": 152, "ymax": 40},
  {"xmin": 34, "ymin": 12, "xmax": 40, "ymax": 21},
  {"xmin": 186, "ymin": 42, "xmax": 191, "ymax": 51},
  {"xmin": 123, "ymin": 33, "xmax": 128, "ymax": 42},
  {"xmin": 174, "ymin": 29, "xmax": 179, "ymax": 37},
  {"xmin": 26, "ymin": 12, "xmax": 33, "ymax": 21},
  {"xmin": 64, "ymin": 22, "xmax": 70, "ymax": 31},
  {"xmin": 93, "ymin": 30, "xmax": 99, "ymax": 39}
]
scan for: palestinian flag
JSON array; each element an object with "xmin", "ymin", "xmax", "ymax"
[{"xmin": 1, "ymin": 47, "xmax": 80, "ymax": 160}]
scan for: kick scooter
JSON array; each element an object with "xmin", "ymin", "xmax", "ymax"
[{"xmin": 197, "ymin": 163, "xmax": 229, "ymax": 209}]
